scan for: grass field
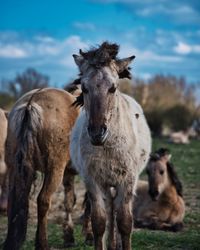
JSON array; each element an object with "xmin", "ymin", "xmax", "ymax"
[{"xmin": 0, "ymin": 138, "xmax": 199, "ymax": 250}]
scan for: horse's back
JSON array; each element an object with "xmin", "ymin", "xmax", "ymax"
[
  {"xmin": 11, "ymin": 88, "xmax": 78, "ymax": 131},
  {"xmin": 7, "ymin": 88, "xmax": 79, "ymax": 171}
]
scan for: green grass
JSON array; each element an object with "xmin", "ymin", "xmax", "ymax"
[{"xmin": 0, "ymin": 138, "xmax": 200, "ymax": 250}]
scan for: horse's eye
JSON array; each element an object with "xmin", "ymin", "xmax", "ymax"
[
  {"xmin": 108, "ymin": 84, "xmax": 116, "ymax": 93},
  {"xmin": 160, "ymin": 170, "xmax": 164, "ymax": 175},
  {"xmin": 81, "ymin": 84, "xmax": 88, "ymax": 94},
  {"xmin": 146, "ymin": 169, "xmax": 150, "ymax": 175}
]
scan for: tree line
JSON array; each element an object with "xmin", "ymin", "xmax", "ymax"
[
  {"xmin": 119, "ymin": 76, "xmax": 200, "ymax": 135},
  {"xmin": 0, "ymin": 68, "xmax": 199, "ymax": 135}
]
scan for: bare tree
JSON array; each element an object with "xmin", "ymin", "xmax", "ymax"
[{"xmin": 7, "ymin": 68, "xmax": 49, "ymax": 100}]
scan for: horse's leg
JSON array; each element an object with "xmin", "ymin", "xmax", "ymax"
[
  {"xmin": 89, "ymin": 190, "xmax": 106, "ymax": 250},
  {"xmin": 82, "ymin": 191, "xmax": 93, "ymax": 245},
  {"xmin": 62, "ymin": 162, "xmax": 77, "ymax": 247},
  {"xmin": 107, "ymin": 195, "xmax": 117, "ymax": 250},
  {"xmin": 35, "ymin": 167, "xmax": 65, "ymax": 250},
  {"xmin": 0, "ymin": 170, "xmax": 9, "ymax": 212},
  {"xmin": 116, "ymin": 188, "xmax": 133, "ymax": 250}
]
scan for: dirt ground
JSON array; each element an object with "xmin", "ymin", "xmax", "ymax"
[
  {"xmin": 27, "ymin": 171, "xmax": 199, "ymax": 228},
  {"xmin": 28, "ymin": 174, "xmax": 86, "ymax": 225}
]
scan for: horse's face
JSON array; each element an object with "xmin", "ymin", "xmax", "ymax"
[
  {"xmin": 80, "ymin": 64, "xmax": 118, "ymax": 146},
  {"xmin": 73, "ymin": 49, "xmax": 135, "ymax": 146},
  {"xmin": 146, "ymin": 158, "xmax": 169, "ymax": 201}
]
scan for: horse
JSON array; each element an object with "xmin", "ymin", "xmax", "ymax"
[
  {"xmin": 0, "ymin": 108, "xmax": 9, "ymax": 212},
  {"xmin": 70, "ymin": 42, "xmax": 151, "ymax": 250},
  {"xmin": 3, "ymin": 88, "xmax": 79, "ymax": 250},
  {"xmin": 169, "ymin": 131, "xmax": 190, "ymax": 144},
  {"xmin": 133, "ymin": 148, "xmax": 185, "ymax": 231}
]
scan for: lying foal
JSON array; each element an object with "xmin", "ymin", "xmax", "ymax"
[{"xmin": 133, "ymin": 148, "xmax": 185, "ymax": 231}]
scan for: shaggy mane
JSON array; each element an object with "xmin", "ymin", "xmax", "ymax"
[
  {"xmin": 65, "ymin": 78, "xmax": 81, "ymax": 94},
  {"xmin": 150, "ymin": 148, "xmax": 170, "ymax": 161},
  {"xmin": 80, "ymin": 41, "xmax": 119, "ymax": 67},
  {"xmin": 72, "ymin": 42, "xmax": 133, "ymax": 107},
  {"xmin": 167, "ymin": 162, "xmax": 183, "ymax": 197}
]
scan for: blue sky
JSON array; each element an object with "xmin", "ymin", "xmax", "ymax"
[{"xmin": 0, "ymin": 0, "xmax": 200, "ymax": 89}]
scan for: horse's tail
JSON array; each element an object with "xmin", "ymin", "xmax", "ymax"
[{"xmin": 4, "ymin": 93, "xmax": 43, "ymax": 250}]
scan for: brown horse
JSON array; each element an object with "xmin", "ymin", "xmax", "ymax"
[
  {"xmin": 134, "ymin": 148, "xmax": 185, "ymax": 231},
  {"xmin": 3, "ymin": 88, "xmax": 79, "ymax": 250},
  {"xmin": 0, "ymin": 108, "xmax": 9, "ymax": 212},
  {"xmin": 70, "ymin": 42, "xmax": 151, "ymax": 250}
]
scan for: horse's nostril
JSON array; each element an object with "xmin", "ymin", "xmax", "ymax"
[
  {"xmin": 87, "ymin": 126, "xmax": 91, "ymax": 134},
  {"xmin": 87, "ymin": 124, "xmax": 108, "ymax": 142},
  {"xmin": 149, "ymin": 189, "xmax": 159, "ymax": 199},
  {"xmin": 101, "ymin": 125, "xmax": 107, "ymax": 136},
  {"xmin": 87, "ymin": 125, "xmax": 95, "ymax": 135},
  {"xmin": 154, "ymin": 190, "xmax": 159, "ymax": 196}
]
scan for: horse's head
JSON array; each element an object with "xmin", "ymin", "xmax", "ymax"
[
  {"xmin": 146, "ymin": 148, "xmax": 172, "ymax": 201},
  {"xmin": 73, "ymin": 42, "xmax": 135, "ymax": 146}
]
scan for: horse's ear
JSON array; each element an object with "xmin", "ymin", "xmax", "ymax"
[
  {"xmin": 167, "ymin": 162, "xmax": 183, "ymax": 197},
  {"xmin": 73, "ymin": 54, "xmax": 84, "ymax": 67},
  {"xmin": 167, "ymin": 154, "xmax": 172, "ymax": 161},
  {"xmin": 161, "ymin": 154, "xmax": 172, "ymax": 164},
  {"xmin": 116, "ymin": 56, "xmax": 135, "ymax": 73}
]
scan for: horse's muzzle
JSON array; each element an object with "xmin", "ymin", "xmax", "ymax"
[
  {"xmin": 87, "ymin": 125, "xmax": 108, "ymax": 146},
  {"xmin": 148, "ymin": 189, "xmax": 159, "ymax": 201}
]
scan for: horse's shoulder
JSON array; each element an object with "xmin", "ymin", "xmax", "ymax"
[{"xmin": 121, "ymin": 94, "xmax": 143, "ymax": 114}]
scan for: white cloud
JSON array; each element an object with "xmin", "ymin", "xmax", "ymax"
[
  {"xmin": 138, "ymin": 4, "xmax": 196, "ymax": 17},
  {"xmin": 97, "ymin": 0, "xmax": 200, "ymax": 25},
  {"xmin": 0, "ymin": 33, "xmax": 91, "ymax": 85},
  {"xmin": 120, "ymin": 43, "xmax": 181, "ymax": 63},
  {"xmin": 136, "ymin": 4, "xmax": 200, "ymax": 24},
  {"xmin": 73, "ymin": 22, "xmax": 96, "ymax": 31},
  {"xmin": 0, "ymin": 45, "xmax": 28, "ymax": 58},
  {"xmin": 0, "ymin": 35, "xmax": 88, "ymax": 60},
  {"xmin": 62, "ymin": 36, "xmax": 88, "ymax": 50},
  {"xmin": 174, "ymin": 42, "xmax": 200, "ymax": 55},
  {"xmin": 35, "ymin": 36, "xmax": 56, "ymax": 43}
]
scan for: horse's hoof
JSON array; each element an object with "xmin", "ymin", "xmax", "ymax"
[
  {"xmin": 84, "ymin": 233, "xmax": 93, "ymax": 246},
  {"xmin": 35, "ymin": 246, "xmax": 50, "ymax": 250},
  {"xmin": 85, "ymin": 238, "xmax": 93, "ymax": 246},
  {"xmin": 63, "ymin": 241, "xmax": 76, "ymax": 248},
  {"xmin": 35, "ymin": 241, "xmax": 50, "ymax": 250},
  {"xmin": 63, "ymin": 232, "xmax": 75, "ymax": 248}
]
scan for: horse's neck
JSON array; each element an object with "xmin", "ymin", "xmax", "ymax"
[
  {"xmin": 160, "ymin": 185, "xmax": 179, "ymax": 205},
  {"xmin": 110, "ymin": 92, "xmax": 130, "ymax": 127},
  {"xmin": 110, "ymin": 92, "xmax": 134, "ymax": 136}
]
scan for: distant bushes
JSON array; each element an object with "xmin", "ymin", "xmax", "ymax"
[
  {"xmin": 145, "ymin": 109, "xmax": 164, "ymax": 135},
  {"xmin": 120, "ymin": 75, "xmax": 199, "ymax": 135},
  {"xmin": 164, "ymin": 105, "xmax": 194, "ymax": 131},
  {"xmin": 0, "ymin": 92, "xmax": 15, "ymax": 109},
  {"xmin": 0, "ymin": 70, "xmax": 199, "ymax": 134}
]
